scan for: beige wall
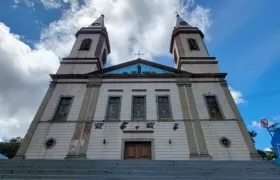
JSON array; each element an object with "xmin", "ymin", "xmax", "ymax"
[
  {"xmin": 25, "ymin": 123, "xmax": 76, "ymax": 159},
  {"xmin": 191, "ymin": 83, "xmax": 235, "ymax": 119},
  {"xmin": 179, "ymin": 34, "xmax": 208, "ymax": 57},
  {"xmin": 93, "ymin": 82, "xmax": 183, "ymax": 121},
  {"xmin": 201, "ymin": 121, "xmax": 250, "ymax": 160},
  {"xmin": 68, "ymin": 34, "xmax": 100, "ymax": 58},
  {"xmin": 181, "ymin": 63, "xmax": 220, "ymax": 73},
  {"xmin": 40, "ymin": 84, "xmax": 86, "ymax": 122},
  {"xmin": 87, "ymin": 121, "xmax": 189, "ymax": 160}
]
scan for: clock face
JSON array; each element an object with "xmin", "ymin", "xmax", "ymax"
[
  {"xmin": 92, "ymin": 23, "xmax": 101, "ymax": 26},
  {"xmin": 179, "ymin": 21, "xmax": 188, "ymax": 25}
]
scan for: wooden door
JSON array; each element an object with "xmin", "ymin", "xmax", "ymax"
[{"xmin": 124, "ymin": 142, "xmax": 152, "ymax": 160}]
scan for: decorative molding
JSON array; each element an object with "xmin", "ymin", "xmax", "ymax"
[
  {"xmin": 132, "ymin": 89, "xmax": 147, "ymax": 92},
  {"xmin": 123, "ymin": 130, "xmax": 154, "ymax": 133},
  {"xmin": 108, "ymin": 89, "xmax": 123, "ymax": 92},
  {"xmin": 181, "ymin": 61, "xmax": 218, "ymax": 64},
  {"xmin": 155, "ymin": 89, "xmax": 170, "ymax": 92}
]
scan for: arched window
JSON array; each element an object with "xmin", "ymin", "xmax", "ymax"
[
  {"xmin": 79, "ymin": 39, "xmax": 92, "ymax": 50},
  {"xmin": 102, "ymin": 49, "xmax": 107, "ymax": 64},
  {"xmin": 188, "ymin": 38, "xmax": 199, "ymax": 51}
]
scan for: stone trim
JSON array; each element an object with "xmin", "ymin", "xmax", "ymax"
[
  {"xmin": 123, "ymin": 130, "xmax": 154, "ymax": 133},
  {"xmin": 155, "ymin": 89, "xmax": 170, "ymax": 92},
  {"xmin": 181, "ymin": 61, "xmax": 218, "ymax": 64},
  {"xmin": 108, "ymin": 89, "xmax": 123, "ymax": 92},
  {"xmin": 132, "ymin": 89, "xmax": 147, "ymax": 92},
  {"xmin": 221, "ymin": 83, "xmax": 260, "ymax": 160},
  {"xmin": 174, "ymin": 35, "xmax": 184, "ymax": 56},
  {"xmin": 15, "ymin": 84, "xmax": 56, "ymax": 159},
  {"xmin": 185, "ymin": 85, "xmax": 210, "ymax": 158}
]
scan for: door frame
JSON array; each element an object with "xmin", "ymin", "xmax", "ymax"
[{"xmin": 121, "ymin": 139, "xmax": 155, "ymax": 160}]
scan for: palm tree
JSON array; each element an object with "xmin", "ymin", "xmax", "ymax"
[{"xmin": 248, "ymin": 131, "xmax": 257, "ymax": 144}]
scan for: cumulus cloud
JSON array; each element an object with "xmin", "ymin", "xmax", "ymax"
[
  {"xmin": 39, "ymin": 0, "xmax": 211, "ymax": 64},
  {"xmin": 1, "ymin": 0, "xmax": 211, "ymax": 140},
  {"xmin": 264, "ymin": 148, "xmax": 272, "ymax": 152},
  {"xmin": 0, "ymin": 22, "xmax": 59, "ymax": 140},
  {"xmin": 229, "ymin": 87, "xmax": 245, "ymax": 104}
]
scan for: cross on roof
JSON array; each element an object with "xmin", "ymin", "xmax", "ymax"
[{"xmin": 134, "ymin": 50, "xmax": 144, "ymax": 58}]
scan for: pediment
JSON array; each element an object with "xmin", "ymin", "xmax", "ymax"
[{"xmin": 89, "ymin": 58, "xmax": 190, "ymax": 75}]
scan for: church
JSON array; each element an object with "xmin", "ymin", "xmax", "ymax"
[{"xmin": 15, "ymin": 14, "xmax": 260, "ymax": 161}]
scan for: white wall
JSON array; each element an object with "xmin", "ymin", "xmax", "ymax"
[
  {"xmin": 201, "ymin": 121, "xmax": 250, "ymax": 160},
  {"xmin": 191, "ymin": 83, "xmax": 235, "ymax": 119},
  {"xmin": 179, "ymin": 34, "xmax": 208, "ymax": 57},
  {"xmin": 93, "ymin": 83, "xmax": 183, "ymax": 121},
  {"xmin": 25, "ymin": 123, "xmax": 76, "ymax": 159},
  {"xmin": 181, "ymin": 63, "xmax": 220, "ymax": 73},
  {"xmin": 40, "ymin": 84, "xmax": 86, "ymax": 122},
  {"xmin": 57, "ymin": 63, "xmax": 98, "ymax": 74},
  {"xmin": 87, "ymin": 121, "xmax": 189, "ymax": 160},
  {"xmin": 68, "ymin": 34, "xmax": 100, "ymax": 58}
]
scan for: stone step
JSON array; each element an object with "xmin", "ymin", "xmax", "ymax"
[
  {"xmin": 0, "ymin": 165, "xmax": 278, "ymax": 173},
  {"xmin": 0, "ymin": 169, "xmax": 279, "ymax": 177},
  {"xmin": 1, "ymin": 174, "xmax": 280, "ymax": 180},
  {"xmin": 0, "ymin": 160, "xmax": 273, "ymax": 166}
]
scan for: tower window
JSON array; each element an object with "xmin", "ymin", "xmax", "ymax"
[
  {"xmin": 106, "ymin": 97, "xmax": 121, "ymax": 121},
  {"xmin": 157, "ymin": 96, "xmax": 172, "ymax": 120},
  {"xmin": 173, "ymin": 49, "xmax": 178, "ymax": 64},
  {"xmin": 205, "ymin": 95, "xmax": 223, "ymax": 120},
  {"xmin": 79, "ymin": 38, "xmax": 92, "ymax": 50},
  {"xmin": 102, "ymin": 49, "xmax": 107, "ymax": 65},
  {"xmin": 53, "ymin": 96, "xmax": 73, "ymax": 122},
  {"xmin": 187, "ymin": 38, "xmax": 199, "ymax": 51},
  {"xmin": 132, "ymin": 96, "xmax": 146, "ymax": 121}
]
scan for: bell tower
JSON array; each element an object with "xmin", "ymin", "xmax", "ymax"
[
  {"xmin": 170, "ymin": 15, "xmax": 219, "ymax": 73},
  {"xmin": 57, "ymin": 14, "xmax": 111, "ymax": 74}
]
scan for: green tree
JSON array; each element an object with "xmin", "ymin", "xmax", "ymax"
[
  {"xmin": 266, "ymin": 148, "xmax": 277, "ymax": 160},
  {"xmin": 0, "ymin": 137, "xmax": 23, "ymax": 159}
]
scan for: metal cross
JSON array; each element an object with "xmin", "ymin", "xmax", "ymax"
[{"xmin": 134, "ymin": 50, "xmax": 144, "ymax": 58}]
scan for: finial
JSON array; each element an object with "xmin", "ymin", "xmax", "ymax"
[{"xmin": 101, "ymin": 14, "xmax": 105, "ymax": 18}]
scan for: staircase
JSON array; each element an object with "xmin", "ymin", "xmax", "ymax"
[{"xmin": 0, "ymin": 160, "xmax": 279, "ymax": 179}]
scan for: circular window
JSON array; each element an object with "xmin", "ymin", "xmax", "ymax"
[
  {"xmin": 44, "ymin": 138, "xmax": 56, "ymax": 149},
  {"xmin": 179, "ymin": 21, "xmax": 188, "ymax": 26},
  {"xmin": 219, "ymin": 137, "xmax": 231, "ymax": 148}
]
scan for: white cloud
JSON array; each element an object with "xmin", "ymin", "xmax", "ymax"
[
  {"xmin": 0, "ymin": 138, "xmax": 3, "ymax": 142},
  {"xmin": 264, "ymin": 148, "xmax": 272, "ymax": 152},
  {"xmin": 0, "ymin": 22, "xmax": 59, "ymax": 140},
  {"xmin": 1, "ymin": 0, "xmax": 211, "ymax": 140},
  {"xmin": 39, "ymin": 0, "xmax": 211, "ymax": 65},
  {"xmin": 229, "ymin": 87, "xmax": 245, "ymax": 104}
]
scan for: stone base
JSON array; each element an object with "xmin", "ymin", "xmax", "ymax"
[
  {"xmin": 65, "ymin": 154, "xmax": 87, "ymax": 160},
  {"xmin": 250, "ymin": 153, "xmax": 262, "ymax": 161},
  {"xmin": 13, "ymin": 155, "xmax": 25, "ymax": 159},
  {"xmin": 190, "ymin": 153, "xmax": 212, "ymax": 160}
]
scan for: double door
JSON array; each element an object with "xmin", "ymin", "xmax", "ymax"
[{"xmin": 124, "ymin": 142, "xmax": 152, "ymax": 160}]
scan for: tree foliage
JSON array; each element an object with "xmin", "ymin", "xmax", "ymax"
[
  {"xmin": 248, "ymin": 131, "xmax": 257, "ymax": 144},
  {"xmin": 0, "ymin": 137, "xmax": 23, "ymax": 159}
]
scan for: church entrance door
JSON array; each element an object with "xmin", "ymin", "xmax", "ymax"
[{"xmin": 124, "ymin": 142, "xmax": 152, "ymax": 160}]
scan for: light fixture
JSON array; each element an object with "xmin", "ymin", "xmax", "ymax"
[
  {"xmin": 103, "ymin": 139, "xmax": 106, "ymax": 144},
  {"xmin": 169, "ymin": 139, "xmax": 172, "ymax": 144}
]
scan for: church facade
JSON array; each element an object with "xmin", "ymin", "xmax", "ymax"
[{"xmin": 16, "ymin": 15, "xmax": 260, "ymax": 160}]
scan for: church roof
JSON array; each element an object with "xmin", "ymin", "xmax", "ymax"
[
  {"xmin": 175, "ymin": 14, "xmax": 192, "ymax": 28},
  {"xmin": 88, "ymin": 14, "xmax": 105, "ymax": 28},
  {"xmin": 88, "ymin": 58, "xmax": 191, "ymax": 76}
]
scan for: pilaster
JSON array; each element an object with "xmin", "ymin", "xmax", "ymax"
[
  {"xmin": 66, "ymin": 77, "xmax": 101, "ymax": 159},
  {"xmin": 177, "ymin": 78, "xmax": 211, "ymax": 160}
]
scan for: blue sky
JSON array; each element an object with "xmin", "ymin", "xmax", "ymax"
[{"xmin": 0, "ymin": 0, "xmax": 279, "ymax": 151}]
